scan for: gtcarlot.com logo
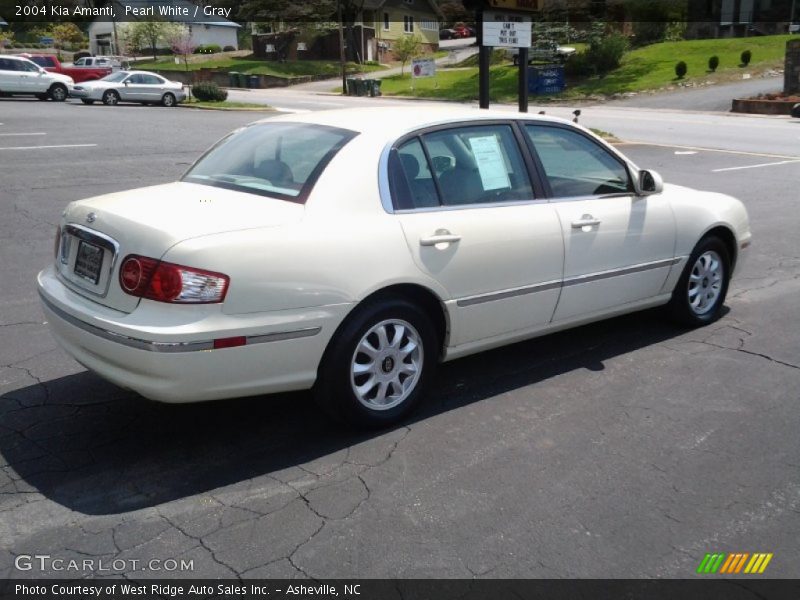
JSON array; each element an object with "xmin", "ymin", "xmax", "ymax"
[
  {"xmin": 697, "ymin": 552, "xmax": 773, "ymax": 574},
  {"xmin": 14, "ymin": 554, "xmax": 194, "ymax": 573}
]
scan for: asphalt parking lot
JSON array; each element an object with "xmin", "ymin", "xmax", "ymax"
[{"xmin": 1, "ymin": 99, "xmax": 799, "ymax": 579}]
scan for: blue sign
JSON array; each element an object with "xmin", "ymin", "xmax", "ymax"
[
  {"xmin": 40, "ymin": 37, "xmax": 54, "ymax": 45},
  {"xmin": 528, "ymin": 65, "xmax": 566, "ymax": 95}
]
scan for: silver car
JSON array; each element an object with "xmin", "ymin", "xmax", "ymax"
[{"xmin": 71, "ymin": 70, "xmax": 187, "ymax": 107}]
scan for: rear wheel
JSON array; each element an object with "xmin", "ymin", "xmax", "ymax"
[
  {"xmin": 102, "ymin": 90, "xmax": 119, "ymax": 106},
  {"xmin": 48, "ymin": 84, "xmax": 68, "ymax": 102},
  {"xmin": 81, "ymin": 99, "xmax": 95, "ymax": 105},
  {"xmin": 668, "ymin": 236, "xmax": 731, "ymax": 327},
  {"xmin": 161, "ymin": 92, "xmax": 176, "ymax": 107},
  {"xmin": 314, "ymin": 299, "xmax": 438, "ymax": 428}
]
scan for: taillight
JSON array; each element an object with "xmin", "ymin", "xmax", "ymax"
[{"xmin": 118, "ymin": 255, "xmax": 229, "ymax": 304}]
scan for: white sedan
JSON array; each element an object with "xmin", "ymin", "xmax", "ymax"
[
  {"xmin": 38, "ymin": 108, "xmax": 752, "ymax": 427},
  {"xmin": 71, "ymin": 70, "xmax": 186, "ymax": 106}
]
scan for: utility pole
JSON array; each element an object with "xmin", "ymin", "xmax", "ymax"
[{"xmin": 338, "ymin": 0, "xmax": 347, "ymax": 95}]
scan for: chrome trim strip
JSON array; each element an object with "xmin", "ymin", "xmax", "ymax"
[
  {"xmin": 40, "ymin": 292, "xmax": 321, "ymax": 353},
  {"xmin": 455, "ymin": 258, "xmax": 681, "ymax": 307},
  {"xmin": 457, "ymin": 280, "xmax": 562, "ymax": 307},
  {"xmin": 561, "ymin": 257, "xmax": 681, "ymax": 287}
]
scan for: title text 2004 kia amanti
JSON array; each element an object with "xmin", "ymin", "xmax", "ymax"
[{"xmin": 38, "ymin": 107, "xmax": 751, "ymax": 427}]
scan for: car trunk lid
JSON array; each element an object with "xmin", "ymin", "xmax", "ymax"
[{"xmin": 56, "ymin": 182, "xmax": 303, "ymax": 313}]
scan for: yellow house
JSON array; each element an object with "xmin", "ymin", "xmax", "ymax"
[{"xmin": 360, "ymin": 0, "xmax": 444, "ymax": 61}]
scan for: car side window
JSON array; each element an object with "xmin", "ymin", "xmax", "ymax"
[
  {"xmin": 422, "ymin": 125, "xmax": 533, "ymax": 206},
  {"xmin": 395, "ymin": 138, "xmax": 439, "ymax": 209},
  {"xmin": 141, "ymin": 75, "xmax": 162, "ymax": 85},
  {"xmin": 524, "ymin": 125, "xmax": 632, "ymax": 198}
]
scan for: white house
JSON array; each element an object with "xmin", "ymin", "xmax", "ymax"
[{"xmin": 88, "ymin": 0, "xmax": 240, "ymax": 55}]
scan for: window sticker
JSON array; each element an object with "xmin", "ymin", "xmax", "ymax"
[{"xmin": 468, "ymin": 135, "xmax": 511, "ymax": 191}]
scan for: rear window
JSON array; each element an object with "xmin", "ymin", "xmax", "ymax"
[
  {"xmin": 29, "ymin": 56, "xmax": 55, "ymax": 68},
  {"xmin": 182, "ymin": 123, "xmax": 357, "ymax": 203}
]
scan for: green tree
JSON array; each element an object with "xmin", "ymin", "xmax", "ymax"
[
  {"xmin": 127, "ymin": 20, "xmax": 175, "ymax": 60},
  {"xmin": 394, "ymin": 34, "xmax": 423, "ymax": 76},
  {"xmin": 51, "ymin": 23, "xmax": 86, "ymax": 50}
]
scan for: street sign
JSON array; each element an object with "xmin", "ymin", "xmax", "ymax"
[
  {"xmin": 412, "ymin": 58, "xmax": 436, "ymax": 78},
  {"xmin": 528, "ymin": 65, "xmax": 566, "ymax": 95},
  {"xmin": 482, "ymin": 11, "xmax": 532, "ymax": 48},
  {"xmin": 40, "ymin": 37, "xmax": 55, "ymax": 46}
]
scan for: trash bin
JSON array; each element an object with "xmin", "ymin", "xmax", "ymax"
[
  {"xmin": 792, "ymin": 103, "xmax": 800, "ymax": 118},
  {"xmin": 235, "ymin": 72, "xmax": 246, "ymax": 88},
  {"xmin": 368, "ymin": 79, "xmax": 382, "ymax": 97},
  {"xmin": 248, "ymin": 75, "xmax": 260, "ymax": 89},
  {"xmin": 354, "ymin": 79, "xmax": 367, "ymax": 97},
  {"xmin": 345, "ymin": 78, "xmax": 356, "ymax": 96},
  {"xmin": 228, "ymin": 72, "xmax": 239, "ymax": 87}
]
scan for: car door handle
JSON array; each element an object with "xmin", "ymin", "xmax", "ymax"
[
  {"xmin": 571, "ymin": 215, "xmax": 602, "ymax": 229},
  {"xmin": 420, "ymin": 231, "xmax": 461, "ymax": 246}
]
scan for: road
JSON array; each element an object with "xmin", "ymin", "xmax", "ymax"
[
  {"xmin": 607, "ymin": 75, "xmax": 784, "ymax": 112},
  {"xmin": 1, "ymin": 98, "xmax": 798, "ymax": 580}
]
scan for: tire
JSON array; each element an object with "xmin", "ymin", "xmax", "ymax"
[
  {"xmin": 81, "ymin": 99, "xmax": 95, "ymax": 105},
  {"xmin": 102, "ymin": 90, "xmax": 119, "ymax": 106},
  {"xmin": 314, "ymin": 299, "xmax": 438, "ymax": 429},
  {"xmin": 668, "ymin": 235, "xmax": 731, "ymax": 327},
  {"xmin": 36, "ymin": 93, "xmax": 49, "ymax": 101},
  {"xmin": 161, "ymin": 92, "xmax": 176, "ymax": 107},
  {"xmin": 48, "ymin": 84, "xmax": 68, "ymax": 102}
]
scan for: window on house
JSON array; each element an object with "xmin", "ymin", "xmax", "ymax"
[
  {"xmin": 404, "ymin": 15, "xmax": 414, "ymax": 33},
  {"xmin": 383, "ymin": 12, "xmax": 390, "ymax": 30}
]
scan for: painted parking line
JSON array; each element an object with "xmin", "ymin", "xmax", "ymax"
[
  {"xmin": 617, "ymin": 142, "xmax": 800, "ymax": 160},
  {"xmin": 0, "ymin": 132, "xmax": 47, "ymax": 137},
  {"xmin": 712, "ymin": 159, "xmax": 800, "ymax": 173},
  {"xmin": 0, "ymin": 143, "xmax": 97, "ymax": 151}
]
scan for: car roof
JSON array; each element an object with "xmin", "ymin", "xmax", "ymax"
[{"xmin": 256, "ymin": 106, "xmax": 575, "ymax": 140}]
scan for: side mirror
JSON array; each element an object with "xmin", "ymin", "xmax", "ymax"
[{"xmin": 638, "ymin": 169, "xmax": 663, "ymax": 195}]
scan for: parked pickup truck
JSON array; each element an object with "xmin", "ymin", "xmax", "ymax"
[{"xmin": 19, "ymin": 54, "xmax": 111, "ymax": 84}]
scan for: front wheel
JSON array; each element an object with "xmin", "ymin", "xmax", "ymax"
[
  {"xmin": 48, "ymin": 84, "xmax": 68, "ymax": 102},
  {"xmin": 161, "ymin": 92, "xmax": 176, "ymax": 107},
  {"xmin": 102, "ymin": 90, "xmax": 119, "ymax": 106},
  {"xmin": 314, "ymin": 299, "xmax": 438, "ymax": 428},
  {"xmin": 668, "ymin": 236, "xmax": 731, "ymax": 327}
]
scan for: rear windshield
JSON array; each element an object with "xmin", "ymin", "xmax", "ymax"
[{"xmin": 182, "ymin": 122, "xmax": 357, "ymax": 203}]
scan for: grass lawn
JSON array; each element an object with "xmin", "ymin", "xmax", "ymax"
[
  {"xmin": 381, "ymin": 34, "xmax": 794, "ymax": 102},
  {"xmin": 183, "ymin": 98, "xmax": 274, "ymax": 111},
  {"xmin": 137, "ymin": 56, "xmax": 387, "ymax": 79}
]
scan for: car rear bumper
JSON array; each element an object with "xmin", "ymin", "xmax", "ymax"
[{"xmin": 38, "ymin": 265, "xmax": 349, "ymax": 403}]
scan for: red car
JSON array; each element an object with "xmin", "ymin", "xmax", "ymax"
[{"xmin": 19, "ymin": 54, "xmax": 111, "ymax": 84}]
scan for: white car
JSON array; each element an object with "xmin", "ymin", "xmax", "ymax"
[
  {"xmin": 0, "ymin": 55, "xmax": 74, "ymax": 101},
  {"xmin": 71, "ymin": 70, "xmax": 186, "ymax": 106},
  {"xmin": 38, "ymin": 108, "xmax": 751, "ymax": 427}
]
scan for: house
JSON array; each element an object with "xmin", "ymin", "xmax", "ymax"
[
  {"xmin": 252, "ymin": 0, "xmax": 442, "ymax": 62},
  {"xmin": 363, "ymin": 0, "xmax": 443, "ymax": 61},
  {"xmin": 88, "ymin": 0, "xmax": 240, "ymax": 55},
  {"xmin": 686, "ymin": 0, "xmax": 795, "ymax": 38}
]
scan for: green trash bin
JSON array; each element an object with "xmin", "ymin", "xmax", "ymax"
[
  {"xmin": 228, "ymin": 71, "xmax": 239, "ymax": 87},
  {"xmin": 235, "ymin": 73, "xmax": 246, "ymax": 88},
  {"xmin": 248, "ymin": 75, "xmax": 260, "ymax": 89},
  {"xmin": 345, "ymin": 78, "xmax": 356, "ymax": 96},
  {"xmin": 354, "ymin": 79, "xmax": 367, "ymax": 97},
  {"xmin": 368, "ymin": 79, "xmax": 382, "ymax": 97}
]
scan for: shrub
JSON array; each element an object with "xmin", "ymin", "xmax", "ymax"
[
  {"xmin": 675, "ymin": 61, "xmax": 687, "ymax": 79},
  {"xmin": 223, "ymin": 45, "xmax": 235, "ymax": 52},
  {"xmin": 564, "ymin": 51, "xmax": 592, "ymax": 77},
  {"xmin": 192, "ymin": 81, "xmax": 228, "ymax": 102},
  {"xmin": 741, "ymin": 49, "xmax": 752, "ymax": 66},
  {"xmin": 708, "ymin": 55, "xmax": 719, "ymax": 72},
  {"xmin": 588, "ymin": 32, "xmax": 628, "ymax": 75},
  {"xmin": 194, "ymin": 44, "xmax": 222, "ymax": 54}
]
